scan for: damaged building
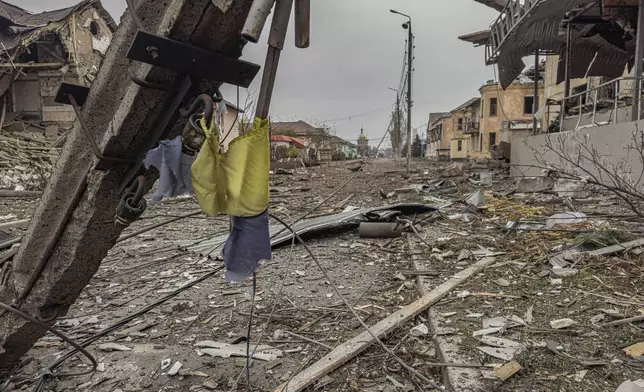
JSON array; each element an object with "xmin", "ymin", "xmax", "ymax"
[
  {"xmin": 0, "ymin": 0, "xmax": 115, "ymax": 132},
  {"xmin": 461, "ymin": 0, "xmax": 644, "ymax": 179}
]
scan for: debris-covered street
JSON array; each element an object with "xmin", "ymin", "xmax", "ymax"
[
  {"xmin": 2, "ymin": 0, "xmax": 644, "ymax": 391},
  {"xmin": 0, "ymin": 155, "xmax": 642, "ymax": 391}
]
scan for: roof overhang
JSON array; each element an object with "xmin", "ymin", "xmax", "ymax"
[
  {"xmin": 458, "ymin": 30, "xmax": 491, "ymax": 46},
  {"xmin": 473, "ymin": 0, "xmax": 509, "ymax": 12}
]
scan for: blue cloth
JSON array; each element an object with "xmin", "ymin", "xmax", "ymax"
[
  {"xmin": 222, "ymin": 209, "xmax": 272, "ymax": 282},
  {"xmin": 143, "ymin": 136, "xmax": 195, "ymax": 203}
]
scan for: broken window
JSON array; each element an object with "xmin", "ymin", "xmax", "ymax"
[
  {"xmin": 457, "ymin": 140, "xmax": 462, "ymax": 151},
  {"xmin": 524, "ymin": 96, "xmax": 534, "ymax": 115},
  {"xmin": 489, "ymin": 132, "xmax": 497, "ymax": 147},
  {"xmin": 457, "ymin": 118, "xmax": 463, "ymax": 130},
  {"xmin": 489, "ymin": 98, "xmax": 497, "ymax": 116},
  {"xmin": 89, "ymin": 21, "xmax": 100, "ymax": 37},
  {"xmin": 30, "ymin": 33, "xmax": 68, "ymax": 63}
]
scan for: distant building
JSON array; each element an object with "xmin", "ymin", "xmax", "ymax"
[
  {"xmin": 426, "ymin": 112, "xmax": 451, "ymax": 160},
  {"xmin": 271, "ymin": 120, "xmax": 355, "ymax": 160},
  {"xmin": 0, "ymin": 0, "xmax": 115, "ymax": 131},
  {"xmin": 357, "ymin": 127, "xmax": 369, "ymax": 156},
  {"xmin": 450, "ymin": 97, "xmax": 481, "ymax": 161}
]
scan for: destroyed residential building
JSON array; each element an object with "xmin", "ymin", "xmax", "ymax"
[
  {"xmin": 0, "ymin": 0, "xmax": 115, "ymax": 133},
  {"xmin": 461, "ymin": 0, "xmax": 644, "ymax": 178}
]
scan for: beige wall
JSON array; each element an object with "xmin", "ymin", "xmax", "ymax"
[
  {"xmin": 479, "ymin": 82, "xmax": 543, "ymax": 148},
  {"xmin": 440, "ymin": 116, "xmax": 453, "ymax": 150}
]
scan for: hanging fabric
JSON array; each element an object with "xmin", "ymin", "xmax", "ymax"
[{"xmin": 191, "ymin": 117, "xmax": 270, "ymax": 217}]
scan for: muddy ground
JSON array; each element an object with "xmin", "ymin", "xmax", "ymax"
[{"xmin": 1, "ymin": 158, "xmax": 643, "ymax": 392}]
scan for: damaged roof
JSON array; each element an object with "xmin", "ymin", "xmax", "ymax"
[
  {"xmin": 451, "ymin": 97, "xmax": 481, "ymax": 113},
  {"xmin": 0, "ymin": 0, "xmax": 116, "ymax": 51},
  {"xmin": 483, "ymin": 0, "xmax": 640, "ymax": 89}
]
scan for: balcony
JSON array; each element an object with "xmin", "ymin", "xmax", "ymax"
[
  {"xmin": 485, "ymin": 0, "xmax": 542, "ymax": 65},
  {"xmin": 464, "ymin": 121, "xmax": 480, "ymax": 134},
  {"xmin": 545, "ymin": 76, "xmax": 644, "ymax": 133}
]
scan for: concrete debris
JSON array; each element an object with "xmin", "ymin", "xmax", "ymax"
[
  {"xmin": 203, "ymin": 380, "xmax": 219, "ymax": 390},
  {"xmin": 550, "ymin": 318, "xmax": 576, "ymax": 329},
  {"xmin": 615, "ymin": 380, "xmax": 644, "ymax": 392},
  {"xmin": 386, "ymin": 375, "xmax": 406, "ymax": 389},
  {"xmin": 466, "ymin": 190, "xmax": 485, "ymax": 207},
  {"xmin": 516, "ymin": 177, "xmax": 554, "ymax": 193},
  {"xmin": 477, "ymin": 345, "xmax": 522, "ymax": 361},
  {"xmin": 196, "ymin": 341, "xmax": 282, "ymax": 361},
  {"xmin": 457, "ymin": 249, "xmax": 474, "ymax": 261},
  {"xmin": 409, "ymin": 324, "xmax": 429, "ymax": 337},
  {"xmin": 524, "ymin": 306, "xmax": 534, "ymax": 324},
  {"xmin": 167, "ymin": 361, "xmax": 182, "ymax": 376},
  {"xmin": 546, "ymin": 212, "xmax": 587, "ymax": 228},
  {"xmin": 98, "ymin": 343, "xmax": 132, "ymax": 352},
  {"xmin": 493, "ymin": 278, "xmax": 510, "ymax": 287},
  {"xmin": 553, "ymin": 179, "xmax": 591, "ymax": 198},
  {"xmin": 574, "ymin": 369, "xmax": 588, "ymax": 382},
  {"xmin": 161, "ymin": 358, "xmax": 172, "ymax": 370},
  {"xmin": 551, "ymin": 267, "xmax": 579, "ymax": 277},
  {"xmin": 440, "ymin": 164, "xmax": 463, "ymax": 178}
]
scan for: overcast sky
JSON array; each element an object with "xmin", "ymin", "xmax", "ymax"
[{"xmin": 11, "ymin": 0, "xmax": 498, "ymax": 146}]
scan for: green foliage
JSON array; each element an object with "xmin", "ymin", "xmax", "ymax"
[
  {"xmin": 411, "ymin": 134, "xmax": 423, "ymax": 158},
  {"xmin": 286, "ymin": 147, "xmax": 300, "ymax": 158}
]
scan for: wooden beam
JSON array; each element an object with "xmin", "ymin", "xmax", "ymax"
[
  {"xmin": 273, "ymin": 257, "xmax": 497, "ymax": 392},
  {"xmin": 0, "ymin": 63, "xmax": 65, "ymax": 68}
]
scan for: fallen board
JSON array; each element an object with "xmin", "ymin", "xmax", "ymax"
[{"xmin": 273, "ymin": 256, "xmax": 497, "ymax": 392}]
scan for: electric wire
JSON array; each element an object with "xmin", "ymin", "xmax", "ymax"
[
  {"xmin": 268, "ymin": 120, "xmax": 392, "ymax": 242},
  {"xmin": 32, "ymin": 267, "xmax": 223, "ymax": 392},
  {"xmin": 268, "ymin": 214, "xmax": 446, "ymax": 392},
  {"xmin": 0, "ymin": 301, "xmax": 97, "ymax": 386}
]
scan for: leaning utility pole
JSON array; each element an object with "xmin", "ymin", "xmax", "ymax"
[
  {"xmin": 0, "ymin": 0, "xmax": 261, "ymax": 367},
  {"xmin": 406, "ymin": 23, "xmax": 413, "ymax": 173}
]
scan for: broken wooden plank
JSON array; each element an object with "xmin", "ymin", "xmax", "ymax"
[
  {"xmin": 603, "ymin": 314, "xmax": 644, "ymax": 327},
  {"xmin": 492, "ymin": 360, "xmax": 522, "ymax": 381},
  {"xmin": 588, "ymin": 238, "xmax": 644, "ymax": 256},
  {"xmin": 273, "ymin": 257, "xmax": 497, "ymax": 392},
  {"xmin": 0, "ymin": 190, "xmax": 42, "ymax": 198},
  {"xmin": 0, "ymin": 219, "xmax": 30, "ymax": 230}
]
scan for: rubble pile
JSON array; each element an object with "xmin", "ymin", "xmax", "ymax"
[{"xmin": 0, "ymin": 128, "xmax": 60, "ymax": 191}]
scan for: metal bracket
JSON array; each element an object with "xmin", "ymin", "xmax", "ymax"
[
  {"xmin": 126, "ymin": 31, "xmax": 261, "ymax": 88},
  {"xmin": 54, "ymin": 82, "xmax": 137, "ymax": 164},
  {"xmin": 54, "ymin": 82, "xmax": 90, "ymax": 107}
]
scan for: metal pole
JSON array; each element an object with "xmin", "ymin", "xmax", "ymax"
[
  {"xmin": 406, "ymin": 22, "xmax": 413, "ymax": 172},
  {"xmin": 294, "ymin": 0, "xmax": 310, "ymax": 48},
  {"xmin": 561, "ymin": 22, "xmax": 572, "ymax": 132},
  {"xmin": 634, "ymin": 0, "xmax": 644, "ymax": 121},
  {"xmin": 255, "ymin": 0, "xmax": 293, "ymax": 119},
  {"xmin": 533, "ymin": 51, "xmax": 539, "ymax": 133},
  {"xmin": 396, "ymin": 93, "xmax": 401, "ymax": 159}
]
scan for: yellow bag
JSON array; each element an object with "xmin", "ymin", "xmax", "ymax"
[{"xmin": 191, "ymin": 117, "xmax": 270, "ymax": 217}]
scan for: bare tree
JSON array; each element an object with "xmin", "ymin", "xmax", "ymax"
[
  {"xmin": 390, "ymin": 106, "xmax": 407, "ymax": 158},
  {"xmin": 525, "ymin": 125, "xmax": 644, "ymax": 217}
]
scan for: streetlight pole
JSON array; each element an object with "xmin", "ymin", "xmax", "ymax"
[
  {"xmin": 391, "ymin": 9, "xmax": 413, "ymax": 173},
  {"xmin": 388, "ymin": 87, "xmax": 401, "ymax": 160}
]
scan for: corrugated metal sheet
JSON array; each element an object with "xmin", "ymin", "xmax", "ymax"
[
  {"xmin": 494, "ymin": 0, "xmax": 593, "ymax": 88},
  {"xmin": 178, "ymin": 203, "xmax": 440, "ymax": 259},
  {"xmin": 556, "ymin": 33, "xmax": 631, "ymax": 84}
]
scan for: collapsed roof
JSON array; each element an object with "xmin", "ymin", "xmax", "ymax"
[
  {"xmin": 468, "ymin": 0, "xmax": 641, "ymax": 89},
  {"xmin": 0, "ymin": 0, "xmax": 115, "ymax": 53}
]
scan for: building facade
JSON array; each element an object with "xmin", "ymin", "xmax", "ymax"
[
  {"xmin": 357, "ymin": 127, "xmax": 369, "ymax": 157},
  {"xmin": 450, "ymin": 98, "xmax": 481, "ymax": 160},
  {"xmin": 0, "ymin": 1, "xmax": 115, "ymax": 131},
  {"xmin": 479, "ymin": 80, "xmax": 544, "ymax": 152}
]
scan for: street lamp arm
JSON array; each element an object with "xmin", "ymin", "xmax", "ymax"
[{"xmin": 390, "ymin": 9, "xmax": 411, "ymax": 20}]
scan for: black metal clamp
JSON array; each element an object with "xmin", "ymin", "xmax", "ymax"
[{"xmin": 114, "ymin": 175, "xmax": 147, "ymax": 226}]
